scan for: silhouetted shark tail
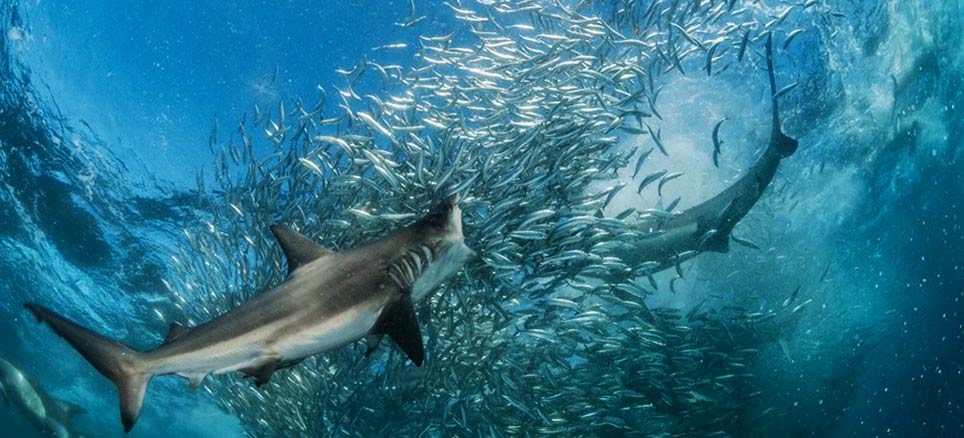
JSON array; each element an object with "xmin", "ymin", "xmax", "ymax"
[
  {"xmin": 24, "ymin": 303, "xmax": 152, "ymax": 433},
  {"xmin": 764, "ymin": 33, "xmax": 799, "ymax": 158}
]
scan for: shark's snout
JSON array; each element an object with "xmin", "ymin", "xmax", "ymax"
[
  {"xmin": 453, "ymin": 243, "xmax": 478, "ymax": 265},
  {"xmin": 422, "ymin": 192, "xmax": 465, "ymax": 235}
]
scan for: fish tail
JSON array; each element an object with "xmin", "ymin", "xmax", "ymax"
[
  {"xmin": 24, "ymin": 303, "xmax": 153, "ymax": 433},
  {"xmin": 765, "ymin": 33, "xmax": 799, "ymax": 158}
]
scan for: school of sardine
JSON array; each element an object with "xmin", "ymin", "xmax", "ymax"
[{"xmin": 158, "ymin": 0, "xmax": 834, "ymax": 436}]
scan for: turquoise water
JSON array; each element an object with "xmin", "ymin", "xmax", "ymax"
[{"xmin": 0, "ymin": 1, "xmax": 961, "ymax": 437}]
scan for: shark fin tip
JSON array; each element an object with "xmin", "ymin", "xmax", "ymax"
[{"xmin": 270, "ymin": 224, "xmax": 333, "ymax": 275}]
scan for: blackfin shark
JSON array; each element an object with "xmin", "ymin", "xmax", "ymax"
[
  {"xmin": 25, "ymin": 194, "xmax": 474, "ymax": 433},
  {"xmin": 0, "ymin": 357, "xmax": 87, "ymax": 438},
  {"xmin": 615, "ymin": 36, "xmax": 799, "ymax": 273}
]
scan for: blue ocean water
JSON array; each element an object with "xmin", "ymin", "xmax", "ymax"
[{"xmin": 0, "ymin": 1, "xmax": 961, "ymax": 437}]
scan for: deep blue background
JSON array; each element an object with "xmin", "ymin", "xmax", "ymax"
[{"xmin": 28, "ymin": 0, "xmax": 451, "ymax": 187}]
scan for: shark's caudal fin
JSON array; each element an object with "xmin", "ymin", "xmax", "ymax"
[
  {"xmin": 24, "ymin": 303, "xmax": 152, "ymax": 433},
  {"xmin": 764, "ymin": 34, "xmax": 799, "ymax": 158}
]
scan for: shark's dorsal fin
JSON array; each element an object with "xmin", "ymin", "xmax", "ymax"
[
  {"xmin": 240, "ymin": 357, "xmax": 282, "ymax": 388},
  {"xmin": 163, "ymin": 323, "xmax": 190, "ymax": 345},
  {"xmin": 270, "ymin": 224, "xmax": 334, "ymax": 275},
  {"xmin": 372, "ymin": 295, "xmax": 425, "ymax": 366}
]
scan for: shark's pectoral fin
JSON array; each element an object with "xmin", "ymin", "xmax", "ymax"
[
  {"xmin": 163, "ymin": 323, "xmax": 190, "ymax": 345},
  {"xmin": 699, "ymin": 229, "xmax": 730, "ymax": 254},
  {"xmin": 365, "ymin": 334, "xmax": 384, "ymax": 358},
  {"xmin": 271, "ymin": 224, "xmax": 335, "ymax": 275},
  {"xmin": 372, "ymin": 295, "xmax": 425, "ymax": 366},
  {"xmin": 696, "ymin": 215, "xmax": 731, "ymax": 254},
  {"xmin": 276, "ymin": 358, "xmax": 304, "ymax": 371},
  {"xmin": 240, "ymin": 357, "xmax": 282, "ymax": 387}
]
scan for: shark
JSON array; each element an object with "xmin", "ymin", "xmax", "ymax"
[
  {"xmin": 0, "ymin": 357, "xmax": 87, "ymax": 438},
  {"xmin": 614, "ymin": 35, "xmax": 799, "ymax": 273},
  {"xmin": 25, "ymin": 194, "xmax": 475, "ymax": 433}
]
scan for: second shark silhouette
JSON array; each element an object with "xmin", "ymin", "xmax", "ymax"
[
  {"xmin": 0, "ymin": 357, "xmax": 86, "ymax": 438},
  {"xmin": 614, "ymin": 35, "xmax": 799, "ymax": 273}
]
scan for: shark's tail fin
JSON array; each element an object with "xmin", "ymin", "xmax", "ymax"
[
  {"xmin": 764, "ymin": 33, "xmax": 799, "ymax": 158},
  {"xmin": 24, "ymin": 303, "xmax": 152, "ymax": 433}
]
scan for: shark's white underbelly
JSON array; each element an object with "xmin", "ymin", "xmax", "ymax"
[
  {"xmin": 153, "ymin": 302, "xmax": 384, "ymax": 377},
  {"xmin": 272, "ymin": 303, "xmax": 383, "ymax": 362}
]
